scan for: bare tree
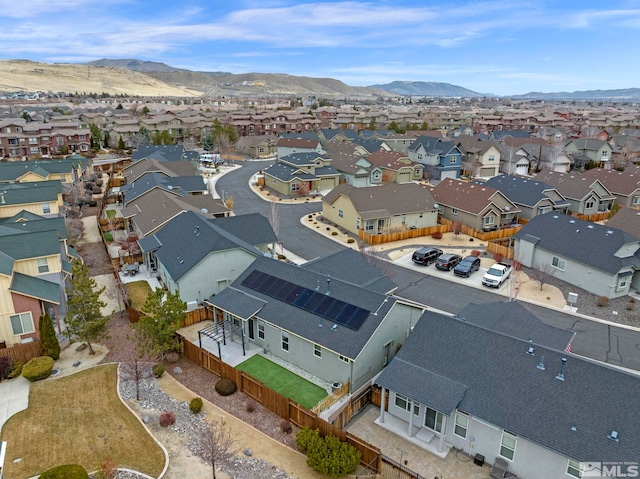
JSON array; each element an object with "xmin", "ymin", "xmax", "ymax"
[
  {"xmin": 191, "ymin": 418, "xmax": 236, "ymax": 479},
  {"xmin": 500, "ymin": 142, "xmax": 519, "ymax": 175},
  {"xmin": 582, "ymin": 125, "xmax": 601, "ymax": 138},
  {"xmin": 544, "ymin": 140, "xmax": 566, "ymax": 171},
  {"xmin": 528, "ymin": 262, "xmax": 557, "ymax": 291},
  {"xmin": 119, "ymin": 340, "xmax": 156, "ymax": 401},
  {"xmin": 451, "ymin": 221, "xmax": 463, "ymax": 238}
]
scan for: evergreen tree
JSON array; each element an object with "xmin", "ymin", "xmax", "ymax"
[
  {"xmin": 134, "ymin": 288, "xmax": 186, "ymax": 357},
  {"xmin": 118, "ymin": 136, "xmax": 126, "ymax": 150},
  {"xmin": 89, "ymin": 124, "xmax": 102, "ymax": 150},
  {"xmin": 65, "ymin": 261, "xmax": 110, "ymax": 354},
  {"xmin": 39, "ymin": 312, "xmax": 61, "ymax": 360},
  {"xmin": 151, "ymin": 130, "xmax": 174, "ymax": 145}
]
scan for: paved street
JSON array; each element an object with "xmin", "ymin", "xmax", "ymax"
[{"xmin": 216, "ymin": 160, "xmax": 640, "ymax": 373}]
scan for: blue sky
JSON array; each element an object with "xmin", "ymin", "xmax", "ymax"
[{"xmin": 1, "ymin": 1, "xmax": 639, "ymax": 95}]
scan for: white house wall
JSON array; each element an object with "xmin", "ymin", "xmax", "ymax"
[{"xmin": 175, "ymin": 249, "xmax": 258, "ymax": 305}]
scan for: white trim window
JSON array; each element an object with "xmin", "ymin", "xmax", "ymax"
[
  {"xmin": 484, "ymin": 215, "xmax": 495, "ymax": 225},
  {"xmin": 338, "ymin": 209, "xmax": 344, "ymax": 218},
  {"xmin": 567, "ymin": 458, "xmax": 582, "ymax": 478},
  {"xmin": 42, "ymin": 202, "xmax": 51, "ymax": 214},
  {"xmin": 500, "ymin": 431, "xmax": 517, "ymax": 461},
  {"xmin": 339, "ymin": 355, "xmax": 350, "ymax": 363},
  {"xmin": 552, "ymin": 256, "xmax": 566, "ymax": 271},
  {"xmin": 424, "ymin": 407, "xmax": 443, "ymax": 433},
  {"xmin": 257, "ymin": 321, "xmax": 265, "ymax": 340},
  {"xmin": 394, "ymin": 393, "xmax": 419, "ymax": 415},
  {"xmin": 451, "ymin": 208, "xmax": 458, "ymax": 215},
  {"xmin": 10, "ymin": 312, "xmax": 35, "ymax": 335},
  {"xmin": 586, "ymin": 200, "xmax": 595, "ymax": 209},
  {"xmin": 454, "ymin": 412, "xmax": 469, "ymax": 438},
  {"xmin": 314, "ymin": 344, "xmax": 322, "ymax": 358},
  {"xmin": 36, "ymin": 257, "xmax": 49, "ymax": 273},
  {"xmin": 633, "ymin": 196, "xmax": 640, "ymax": 206},
  {"xmin": 281, "ymin": 331, "xmax": 289, "ymax": 352}
]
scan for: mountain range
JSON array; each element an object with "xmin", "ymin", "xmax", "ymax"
[{"xmin": 1, "ymin": 58, "xmax": 639, "ymax": 100}]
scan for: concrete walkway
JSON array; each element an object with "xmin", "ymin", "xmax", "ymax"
[{"xmin": 0, "ymin": 376, "xmax": 30, "ymax": 433}]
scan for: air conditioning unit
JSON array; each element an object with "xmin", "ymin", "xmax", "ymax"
[{"xmin": 186, "ymin": 301, "xmax": 199, "ymax": 311}]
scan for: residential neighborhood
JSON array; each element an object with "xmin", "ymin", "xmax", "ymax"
[{"xmin": 1, "ymin": 94, "xmax": 640, "ymax": 479}]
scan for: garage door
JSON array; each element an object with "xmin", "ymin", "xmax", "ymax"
[
  {"xmin": 480, "ymin": 167, "xmax": 495, "ymax": 177},
  {"xmin": 440, "ymin": 170, "xmax": 458, "ymax": 180},
  {"xmin": 516, "ymin": 164, "xmax": 528, "ymax": 175}
]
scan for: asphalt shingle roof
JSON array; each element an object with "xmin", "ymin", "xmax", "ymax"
[
  {"xmin": 514, "ymin": 213, "xmax": 640, "ymax": 274},
  {"xmin": 209, "ymin": 214, "xmax": 278, "ymax": 248},
  {"xmin": 534, "ymin": 170, "xmax": 615, "ymax": 201},
  {"xmin": 10, "ymin": 272, "xmax": 61, "ymax": 303},
  {"xmin": 205, "ymin": 286, "xmax": 266, "ymax": 319},
  {"xmin": 375, "ymin": 310, "xmax": 640, "ymax": 464},
  {"xmin": 222, "ymin": 256, "xmax": 395, "ymax": 359},
  {"xmin": 480, "ymin": 175, "xmax": 569, "ymax": 209}
]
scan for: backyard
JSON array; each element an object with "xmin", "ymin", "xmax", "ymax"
[
  {"xmin": 125, "ymin": 280, "xmax": 153, "ymax": 311},
  {"xmin": 236, "ymin": 355, "xmax": 327, "ymax": 409},
  {"xmin": 0, "ymin": 364, "xmax": 165, "ymax": 478}
]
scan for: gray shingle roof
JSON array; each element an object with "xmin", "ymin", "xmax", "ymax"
[
  {"xmin": 302, "ymin": 249, "xmax": 397, "ymax": 295},
  {"xmin": 205, "ymin": 286, "xmax": 266, "ymax": 320},
  {"xmin": 263, "ymin": 163, "xmax": 316, "ymax": 182},
  {"xmin": 534, "ymin": 170, "xmax": 615, "ymax": 201},
  {"xmin": 480, "ymin": 175, "xmax": 569, "ymax": 209},
  {"xmin": 122, "ymin": 172, "xmax": 206, "ymax": 205},
  {"xmin": 514, "ymin": 214, "xmax": 640, "ymax": 274},
  {"xmin": 606, "ymin": 207, "xmax": 640, "ymax": 240},
  {"xmin": 225, "ymin": 256, "xmax": 394, "ymax": 359},
  {"xmin": 133, "ymin": 145, "xmax": 187, "ymax": 162},
  {"xmin": 457, "ymin": 301, "xmax": 574, "ymax": 351},
  {"xmin": 279, "ymin": 152, "xmax": 326, "ymax": 167},
  {"xmin": 376, "ymin": 310, "xmax": 640, "ymax": 464},
  {"xmin": 10, "ymin": 272, "xmax": 61, "ymax": 303},
  {"xmin": 209, "ymin": 214, "xmax": 278, "ymax": 248},
  {"xmin": 150, "ymin": 211, "xmax": 262, "ymax": 281}
]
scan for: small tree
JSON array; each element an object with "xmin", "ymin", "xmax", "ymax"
[
  {"xmin": 117, "ymin": 136, "xmax": 126, "ymax": 150},
  {"xmin": 529, "ymin": 262, "xmax": 557, "ymax": 291},
  {"xmin": 296, "ymin": 428, "xmax": 360, "ymax": 477},
  {"xmin": 192, "ymin": 418, "xmax": 235, "ymax": 479},
  {"xmin": 39, "ymin": 312, "xmax": 61, "ymax": 360},
  {"xmin": 120, "ymin": 338, "xmax": 156, "ymax": 401},
  {"xmin": 133, "ymin": 288, "xmax": 186, "ymax": 358},
  {"xmin": 65, "ymin": 261, "xmax": 110, "ymax": 354},
  {"xmin": 451, "ymin": 221, "xmax": 463, "ymax": 238}
]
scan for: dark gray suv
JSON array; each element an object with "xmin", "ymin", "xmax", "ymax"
[
  {"xmin": 454, "ymin": 255, "xmax": 481, "ymax": 277},
  {"xmin": 412, "ymin": 247, "xmax": 443, "ymax": 265},
  {"xmin": 435, "ymin": 253, "xmax": 463, "ymax": 271}
]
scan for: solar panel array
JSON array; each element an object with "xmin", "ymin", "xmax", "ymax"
[{"xmin": 241, "ymin": 270, "xmax": 370, "ymax": 331}]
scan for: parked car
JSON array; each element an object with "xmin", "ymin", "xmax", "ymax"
[
  {"xmin": 412, "ymin": 247, "xmax": 443, "ymax": 266},
  {"xmin": 454, "ymin": 255, "xmax": 482, "ymax": 277},
  {"xmin": 435, "ymin": 253, "xmax": 463, "ymax": 271}
]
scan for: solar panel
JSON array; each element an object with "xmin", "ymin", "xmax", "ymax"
[{"xmin": 241, "ymin": 270, "xmax": 371, "ymax": 330}]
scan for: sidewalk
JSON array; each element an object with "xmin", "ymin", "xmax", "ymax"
[{"xmin": 0, "ymin": 376, "xmax": 30, "ymax": 433}]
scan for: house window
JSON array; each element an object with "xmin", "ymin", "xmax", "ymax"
[
  {"xmin": 394, "ymin": 394, "xmax": 419, "ymax": 415},
  {"xmin": 586, "ymin": 201, "xmax": 594, "ymax": 209},
  {"xmin": 449, "ymin": 156, "xmax": 457, "ymax": 164},
  {"xmin": 488, "ymin": 155, "xmax": 495, "ymax": 162},
  {"xmin": 417, "ymin": 153, "xmax": 423, "ymax": 160},
  {"xmin": 314, "ymin": 344, "xmax": 322, "ymax": 358},
  {"xmin": 339, "ymin": 355, "xmax": 349, "ymax": 363},
  {"xmin": 36, "ymin": 258, "xmax": 49, "ymax": 273},
  {"xmin": 500, "ymin": 432, "xmax": 517, "ymax": 461},
  {"xmin": 356, "ymin": 218, "xmax": 361, "ymax": 230},
  {"xmin": 401, "ymin": 215, "xmax": 406, "ymax": 225},
  {"xmin": 484, "ymin": 216, "xmax": 495, "ymax": 225},
  {"xmin": 552, "ymin": 256, "xmax": 566, "ymax": 271},
  {"xmin": 42, "ymin": 203, "xmax": 51, "ymax": 214},
  {"xmin": 454, "ymin": 412, "xmax": 469, "ymax": 438},
  {"xmin": 425, "ymin": 407, "xmax": 443, "ymax": 433},
  {"xmin": 291, "ymin": 183, "xmax": 300, "ymax": 192},
  {"xmin": 618, "ymin": 276, "xmax": 629, "ymax": 291},
  {"xmin": 29, "ymin": 137, "xmax": 37, "ymax": 144},
  {"xmin": 365, "ymin": 220, "xmax": 374, "ymax": 231},
  {"xmin": 567, "ymin": 459, "xmax": 582, "ymax": 478},
  {"xmin": 451, "ymin": 208, "xmax": 458, "ymax": 215},
  {"xmin": 338, "ymin": 209, "xmax": 344, "ymax": 218},
  {"xmin": 30, "ymin": 147, "xmax": 39, "ymax": 154},
  {"xmin": 633, "ymin": 196, "xmax": 640, "ymax": 206},
  {"xmin": 281, "ymin": 331, "xmax": 289, "ymax": 352},
  {"xmin": 10, "ymin": 312, "xmax": 35, "ymax": 335},
  {"xmin": 257, "ymin": 321, "xmax": 265, "ymax": 340}
]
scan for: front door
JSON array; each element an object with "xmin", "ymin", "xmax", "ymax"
[{"xmin": 425, "ymin": 407, "xmax": 443, "ymax": 433}]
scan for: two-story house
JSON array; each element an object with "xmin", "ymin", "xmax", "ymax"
[
  {"xmin": 455, "ymin": 136, "xmax": 501, "ymax": 179},
  {"xmin": 262, "ymin": 153, "xmax": 340, "ymax": 196},
  {"xmin": 407, "ymin": 137, "xmax": 462, "ymax": 182},
  {"xmin": 565, "ymin": 138, "xmax": 614, "ymax": 170},
  {"xmin": 0, "ymin": 180, "xmax": 65, "ymax": 219},
  {"xmin": 581, "ymin": 166, "xmax": 640, "ymax": 208}
]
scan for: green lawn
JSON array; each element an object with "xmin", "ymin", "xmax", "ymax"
[
  {"xmin": 105, "ymin": 209, "xmax": 116, "ymax": 219},
  {"xmin": 236, "ymin": 355, "xmax": 327, "ymax": 409},
  {"xmin": 124, "ymin": 280, "xmax": 153, "ymax": 311}
]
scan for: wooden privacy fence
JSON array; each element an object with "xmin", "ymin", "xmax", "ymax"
[
  {"xmin": 487, "ymin": 238, "xmax": 515, "ymax": 260},
  {"xmin": 179, "ymin": 337, "xmax": 382, "ymax": 472},
  {"xmin": 0, "ymin": 341, "xmax": 42, "ymax": 363},
  {"xmin": 439, "ymin": 217, "xmax": 521, "ymax": 241},
  {"xmin": 98, "ymin": 217, "xmax": 125, "ymax": 231},
  {"xmin": 180, "ymin": 307, "xmax": 214, "ymax": 327},
  {"xmin": 576, "ymin": 211, "xmax": 610, "ymax": 222},
  {"xmin": 358, "ymin": 224, "xmax": 449, "ymax": 245}
]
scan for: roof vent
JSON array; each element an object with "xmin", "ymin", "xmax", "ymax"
[
  {"xmin": 556, "ymin": 357, "xmax": 567, "ymax": 381},
  {"xmin": 552, "ymin": 215, "xmax": 558, "ymax": 219},
  {"xmin": 569, "ymin": 219, "xmax": 575, "ymax": 224},
  {"xmin": 587, "ymin": 225, "xmax": 594, "ymax": 229},
  {"xmin": 326, "ymin": 277, "xmax": 331, "ymax": 295},
  {"xmin": 526, "ymin": 347, "xmax": 535, "ymax": 355},
  {"xmin": 607, "ymin": 431, "xmax": 619, "ymax": 442},
  {"xmin": 571, "ymin": 425, "xmax": 577, "ymax": 432},
  {"xmin": 331, "ymin": 324, "xmax": 338, "ymax": 331},
  {"xmin": 537, "ymin": 356, "xmax": 546, "ymax": 371}
]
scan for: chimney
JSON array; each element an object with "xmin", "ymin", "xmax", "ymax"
[
  {"xmin": 556, "ymin": 357, "xmax": 567, "ymax": 381},
  {"xmin": 537, "ymin": 356, "xmax": 545, "ymax": 371}
]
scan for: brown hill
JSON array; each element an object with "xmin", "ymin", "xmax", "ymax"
[{"xmin": 0, "ymin": 60, "xmax": 201, "ymax": 97}]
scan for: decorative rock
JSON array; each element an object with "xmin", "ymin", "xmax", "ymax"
[
  {"xmin": 173, "ymin": 366, "xmax": 182, "ymax": 374},
  {"xmin": 142, "ymin": 416, "xmax": 150, "ymax": 424},
  {"xmin": 244, "ymin": 448, "xmax": 253, "ymax": 457},
  {"xmin": 73, "ymin": 361, "xmax": 81, "ymax": 367}
]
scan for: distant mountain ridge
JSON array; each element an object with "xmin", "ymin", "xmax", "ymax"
[
  {"xmin": 1, "ymin": 58, "xmax": 639, "ymax": 99},
  {"xmin": 368, "ymin": 80, "xmax": 490, "ymax": 97}
]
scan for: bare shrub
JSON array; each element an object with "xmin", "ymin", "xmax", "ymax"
[
  {"xmin": 493, "ymin": 252, "xmax": 505, "ymax": 263},
  {"xmin": 159, "ymin": 410, "xmax": 176, "ymax": 428},
  {"xmin": 471, "ymin": 250, "xmax": 481, "ymax": 257},
  {"xmin": 431, "ymin": 231, "xmax": 443, "ymax": 240},
  {"xmin": 246, "ymin": 400, "xmax": 257, "ymax": 413},
  {"xmin": 597, "ymin": 296, "xmax": 610, "ymax": 307},
  {"xmin": 280, "ymin": 420, "xmax": 292, "ymax": 434}
]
